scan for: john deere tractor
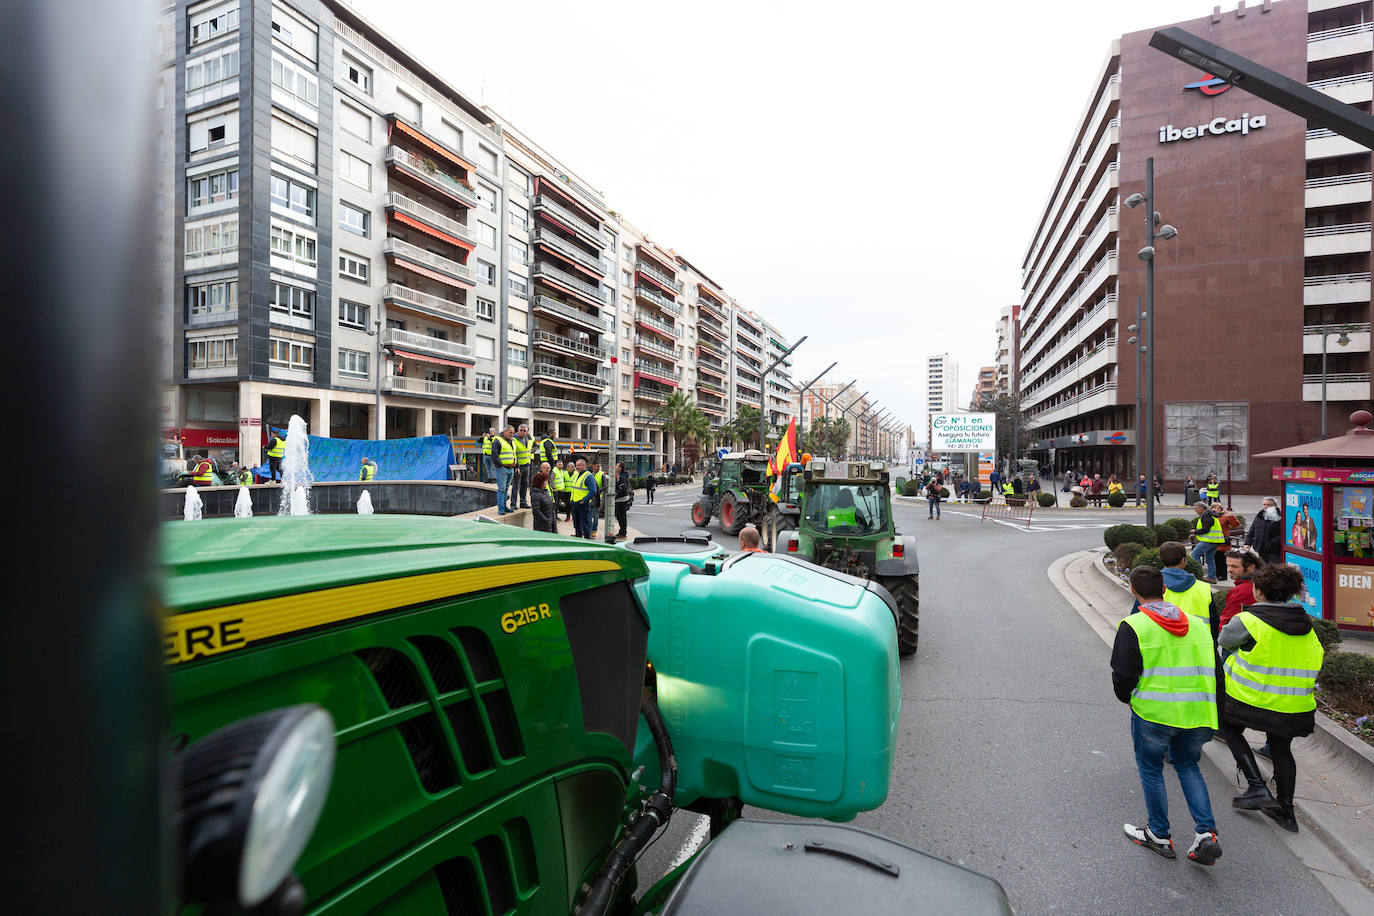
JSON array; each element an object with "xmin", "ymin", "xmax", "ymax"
[
  {"xmin": 690, "ymin": 449, "xmax": 773, "ymax": 535},
  {"xmin": 775, "ymin": 459, "xmax": 920, "ymax": 657}
]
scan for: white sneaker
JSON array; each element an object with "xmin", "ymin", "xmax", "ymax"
[
  {"xmin": 1186, "ymin": 831, "xmax": 1222, "ymax": 866},
  {"xmin": 1123, "ymin": 822, "xmax": 1176, "ymax": 859}
]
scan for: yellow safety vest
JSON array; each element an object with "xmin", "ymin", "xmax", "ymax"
[
  {"xmin": 494, "ymin": 436, "xmax": 515, "ymax": 467},
  {"xmin": 552, "ymin": 467, "xmax": 566, "ymax": 492},
  {"xmin": 1165, "ymin": 578, "xmax": 1213, "ymax": 622},
  {"xmin": 192, "ymin": 460, "xmax": 214, "ymax": 485},
  {"xmin": 1195, "ymin": 514, "xmax": 1225, "ymax": 544},
  {"xmin": 1206, "ymin": 482, "xmax": 1220, "ymax": 499},
  {"xmin": 1120, "ymin": 613, "xmax": 1218, "ymax": 729},
  {"xmin": 267, "ymin": 436, "xmax": 286, "ymax": 459},
  {"xmin": 481, "ymin": 436, "xmax": 492, "ymax": 457},
  {"xmin": 360, "ymin": 462, "xmax": 376, "ymax": 482},
  {"xmin": 1222, "ymin": 612, "xmax": 1323, "ymax": 715},
  {"xmin": 569, "ymin": 470, "xmax": 591, "ymax": 503},
  {"xmin": 513, "ymin": 436, "xmax": 531, "ymax": 467}
]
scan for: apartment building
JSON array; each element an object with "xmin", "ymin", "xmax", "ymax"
[
  {"xmin": 1018, "ymin": 0, "xmax": 1371, "ymax": 489},
  {"xmin": 971, "ymin": 367, "xmax": 997, "ymax": 407},
  {"xmin": 994, "ymin": 305, "xmax": 1019, "ymax": 397},
  {"xmin": 926, "ymin": 353, "xmax": 959, "ymax": 417},
  {"xmin": 162, "ymin": 0, "xmax": 794, "ymax": 470}
]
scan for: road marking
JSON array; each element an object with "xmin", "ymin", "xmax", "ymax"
[{"xmin": 668, "ymin": 814, "xmax": 711, "ymax": 869}]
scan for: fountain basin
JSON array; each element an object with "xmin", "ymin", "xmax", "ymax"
[{"xmin": 160, "ymin": 480, "xmax": 497, "ymax": 520}]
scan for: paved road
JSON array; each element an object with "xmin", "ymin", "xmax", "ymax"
[{"xmin": 626, "ymin": 488, "xmax": 1352, "ymax": 914}]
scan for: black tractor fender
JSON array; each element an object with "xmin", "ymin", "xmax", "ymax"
[{"xmin": 874, "ymin": 536, "xmax": 919, "ymax": 576}]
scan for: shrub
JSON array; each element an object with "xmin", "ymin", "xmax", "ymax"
[
  {"xmin": 1007, "ymin": 495, "xmax": 1026, "ymax": 506},
  {"xmin": 1133, "ymin": 547, "xmax": 1206, "ymax": 580},
  {"xmin": 1153, "ymin": 524, "xmax": 1177, "ymax": 547},
  {"xmin": 894, "ymin": 477, "xmax": 906, "ymax": 492},
  {"xmin": 1114, "ymin": 542, "xmax": 1146, "ymax": 569},
  {"xmin": 1166, "ymin": 518, "xmax": 1194, "ymax": 540},
  {"xmin": 1319, "ymin": 652, "xmax": 1374, "ymax": 695},
  {"xmin": 1037, "ymin": 492, "xmax": 1056, "ymax": 507},
  {"xmin": 1211, "ymin": 588, "xmax": 1230, "ymax": 620},
  {"xmin": 1107, "ymin": 491, "xmax": 1127, "ymax": 508},
  {"xmin": 1070, "ymin": 495, "xmax": 1087, "ymax": 508},
  {"xmin": 1231, "ymin": 513, "xmax": 1246, "ymax": 529},
  {"xmin": 904, "ymin": 480, "xmax": 921, "ymax": 497},
  {"xmin": 977, "ymin": 490, "xmax": 992, "ymax": 501},
  {"xmin": 1105, "ymin": 524, "xmax": 1156, "ymax": 551},
  {"xmin": 1312, "ymin": 618, "xmax": 1344, "ymax": 651},
  {"xmin": 940, "ymin": 487, "xmax": 950, "ymax": 499}
]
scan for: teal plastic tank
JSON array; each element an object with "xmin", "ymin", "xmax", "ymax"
[
  {"xmin": 633, "ymin": 552, "xmax": 900, "ymax": 820},
  {"xmin": 618, "ymin": 532, "xmax": 728, "ymax": 570}
]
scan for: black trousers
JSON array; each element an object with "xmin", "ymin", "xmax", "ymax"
[
  {"xmin": 1220, "ymin": 723, "xmax": 1295, "ymax": 800},
  {"xmin": 615, "ymin": 502, "xmax": 628, "ymax": 535}
]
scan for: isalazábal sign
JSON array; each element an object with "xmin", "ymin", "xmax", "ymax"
[{"xmin": 1159, "ymin": 114, "xmax": 1266, "ymax": 143}]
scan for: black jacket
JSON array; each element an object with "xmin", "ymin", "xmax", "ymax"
[
  {"xmin": 615, "ymin": 471, "xmax": 631, "ymax": 502},
  {"xmin": 1245, "ymin": 510, "xmax": 1283, "ymax": 558},
  {"xmin": 531, "ymin": 488, "xmax": 556, "ymax": 532},
  {"xmin": 1218, "ymin": 602, "xmax": 1319, "ymax": 737}
]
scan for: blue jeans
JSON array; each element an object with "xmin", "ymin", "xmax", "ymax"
[
  {"xmin": 482, "ymin": 455, "xmax": 495, "ymax": 482},
  {"xmin": 495, "ymin": 466, "xmax": 511, "ymax": 513},
  {"xmin": 1190, "ymin": 541, "xmax": 1219, "ymax": 577},
  {"xmin": 928, "ymin": 498, "xmax": 940, "ymax": 518},
  {"xmin": 1130, "ymin": 711, "xmax": 1216, "ymax": 838}
]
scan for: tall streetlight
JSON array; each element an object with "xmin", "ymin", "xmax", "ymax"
[
  {"xmin": 821, "ymin": 381, "xmax": 858, "ymax": 419},
  {"xmin": 794, "ymin": 361, "xmax": 837, "ymax": 429},
  {"xmin": 1320, "ymin": 320, "xmax": 1353, "ymax": 438},
  {"xmin": 759, "ymin": 335, "xmax": 807, "ymax": 447},
  {"xmin": 1124, "ymin": 158, "xmax": 1178, "ymax": 529},
  {"xmin": 838, "ymin": 396, "xmax": 873, "ymax": 459}
]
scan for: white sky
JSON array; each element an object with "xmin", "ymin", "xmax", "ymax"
[{"xmin": 349, "ymin": 0, "xmax": 1218, "ymax": 441}]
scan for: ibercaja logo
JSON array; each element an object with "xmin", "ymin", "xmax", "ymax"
[{"xmin": 1184, "ymin": 73, "xmax": 1230, "ymax": 96}]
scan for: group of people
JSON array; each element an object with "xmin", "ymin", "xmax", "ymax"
[
  {"xmin": 1186, "ymin": 495, "xmax": 1284, "ymax": 582},
  {"xmin": 480, "ymin": 425, "xmax": 559, "ymax": 515},
  {"xmin": 1114, "ymin": 541, "xmax": 1324, "ymax": 867}
]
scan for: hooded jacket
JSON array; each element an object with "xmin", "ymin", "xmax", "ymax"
[
  {"xmin": 1161, "ymin": 567, "xmax": 1197, "ymax": 593},
  {"xmin": 1245, "ymin": 507, "xmax": 1283, "ymax": 558},
  {"xmin": 1218, "ymin": 602, "xmax": 1319, "ymax": 736},
  {"xmin": 1111, "ymin": 599, "xmax": 1205, "ymax": 704}
]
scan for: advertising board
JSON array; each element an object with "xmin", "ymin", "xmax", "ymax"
[{"xmin": 931, "ymin": 413, "xmax": 996, "ymax": 452}]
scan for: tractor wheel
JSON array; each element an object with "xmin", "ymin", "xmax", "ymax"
[
  {"xmin": 880, "ymin": 574, "xmax": 919, "ymax": 657},
  {"xmin": 720, "ymin": 493, "xmax": 744, "ymax": 535},
  {"xmin": 691, "ymin": 498, "xmax": 711, "ymax": 528}
]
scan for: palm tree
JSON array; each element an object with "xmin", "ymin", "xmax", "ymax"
[
  {"xmin": 662, "ymin": 391, "xmax": 706, "ymax": 469},
  {"xmin": 722, "ymin": 406, "xmax": 763, "ymax": 450}
]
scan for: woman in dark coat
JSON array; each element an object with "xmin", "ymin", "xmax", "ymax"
[
  {"xmin": 529, "ymin": 472, "xmax": 556, "ymax": 533},
  {"xmin": 1244, "ymin": 496, "xmax": 1284, "ymax": 565}
]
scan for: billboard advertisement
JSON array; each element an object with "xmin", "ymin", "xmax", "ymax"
[
  {"xmin": 1332, "ymin": 563, "xmax": 1374, "ymax": 627},
  {"xmin": 1285, "ymin": 552, "xmax": 1323, "ymax": 619},
  {"xmin": 1284, "ymin": 482, "xmax": 1322, "ymax": 552},
  {"xmin": 931, "ymin": 413, "xmax": 996, "ymax": 452}
]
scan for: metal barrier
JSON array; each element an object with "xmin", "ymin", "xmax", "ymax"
[{"xmin": 981, "ymin": 496, "xmax": 1035, "ymax": 528}]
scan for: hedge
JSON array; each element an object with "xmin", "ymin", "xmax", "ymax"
[
  {"xmin": 1104, "ymin": 524, "xmax": 1157, "ymax": 551},
  {"xmin": 1165, "ymin": 518, "xmax": 1194, "ymax": 540},
  {"xmin": 1070, "ymin": 495, "xmax": 1087, "ymax": 508},
  {"xmin": 1114, "ymin": 542, "xmax": 1146, "ymax": 569},
  {"xmin": 1132, "ymin": 547, "xmax": 1206, "ymax": 579},
  {"xmin": 1312, "ymin": 618, "xmax": 1343, "ymax": 651},
  {"xmin": 1037, "ymin": 492, "xmax": 1056, "ymax": 507},
  {"xmin": 1107, "ymin": 491, "xmax": 1127, "ymax": 508}
]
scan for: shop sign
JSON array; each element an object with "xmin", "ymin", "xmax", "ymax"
[
  {"xmin": 1273, "ymin": 466, "xmax": 1374, "ymax": 484},
  {"xmin": 1284, "ymin": 482, "xmax": 1323, "ymax": 552},
  {"xmin": 931, "ymin": 413, "xmax": 996, "ymax": 452},
  {"xmin": 1158, "ymin": 114, "xmax": 1266, "ymax": 143},
  {"xmin": 1332, "ymin": 563, "xmax": 1374, "ymax": 627},
  {"xmin": 1285, "ymin": 553, "xmax": 1324, "ymax": 619},
  {"xmin": 179, "ymin": 428, "xmax": 240, "ymax": 449}
]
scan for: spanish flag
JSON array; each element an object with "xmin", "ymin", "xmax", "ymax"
[{"xmin": 768, "ymin": 418, "xmax": 798, "ymax": 502}]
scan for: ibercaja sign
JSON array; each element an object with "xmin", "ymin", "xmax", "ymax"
[{"xmin": 931, "ymin": 413, "xmax": 996, "ymax": 452}]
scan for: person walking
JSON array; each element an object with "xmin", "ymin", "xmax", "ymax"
[
  {"xmin": 529, "ymin": 472, "xmax": 556, "ymax": 533},
  {"xmin": 481, "ymin": 428, "xmax": 495, "ymax": 483},
  {"xmin": 1114, "ymin": 565, "xmax": 1223, "ymax": 865},
  {"xmin": 359, "ymin": 456, "xmax": 377, "ymax": 482},
  {"xmin": 1244, "ymin": 497, "xmax": 1284, "ymax": 565},
  {"xmin": 1154, "ymin": 470, "xmax": 1165, "ymax": 505},
  {"xmin": 492, "ymin": 424, "xmax": 516, "ymax": 515},
  {"xmin": 613, "ymin": 462, "xmax": 632, "ymax": 539},
  {"xmin": 645, "ymin": 471, "xmax": 656, "ymax": 504},
  {"xmin": 265, "ymin": 429, "xmax": 286, "ymax": 483},
  {"xmin": 925, "ymin": 476, "xmax": 943, "ymax": 520},
  {"xmin": 1135, "ymin": 474, "xmax": 1149, "ymax": 508},
  {"xmin": 1213, "ymin": 502, "xmax": 1242, "ymax": 582},
  {"xmin": 988, "ymin": 468, "xmax": 1001, "ymax": 496},
  {"xmin": 1189, "ymin": 501, "xmax": 1225, "ymax": 582},
  {"xmin": 1217, "ymin": 564, "xmax": 1324, "ymax": 832}
]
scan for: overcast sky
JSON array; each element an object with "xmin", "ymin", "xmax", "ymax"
[{"xmin": 350, "ymin": 0, "xmax": 1215, "ymax": 443}]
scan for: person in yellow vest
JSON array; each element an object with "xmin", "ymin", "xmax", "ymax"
[
  {"xmin": 512, "ymin": 424, "xmax": 533, "ymax": 509},
  {"xmin": 190, "ymin": 455, "xmax": 214, "ymax": 486},
  {"xmin": 568, "ymin": 457, "xmax": 599, "ymax": 539},
  {"xmin": 551, "ymin": 459, "xmax": 569, "ymax": 522},
  {"xmin": 492, "ymin": 424, "xmax": 517, "ymax": 515},
  {"xmin": 590, "ymin": 460, "xmax": 607, "ymax": 534},
  {"xmin": 538, "ymin": 433, "xmax": 558, "ymax": 466},
  {"xmin": 481, "ymin": 427, "xmax": 495, "ymax": 483},
  {"xmin": 359, "ymin": 456, "xmax": 377, "ymax": 482},
  {"xmin": 1188, "ymin": 501, "xmax": 1226, "ymax": 582},
  {"xmin": 1217, "ymin": 564, "xmax": 1324, "ymax": 833},
  {"xmin": 265, "ymin": 429, "xmax": 287, "ymax": 483},
  {"xmin": 1113, "ymin": 565, "xmax": 1223, "ymax": 865},
  {"xmin": 1159, "ymin": 541, "xmax": 1216, "ymax": 632},
  {"xmin": 1205, "ymin": 474, "xmax": 1221, "ymax": 503}
]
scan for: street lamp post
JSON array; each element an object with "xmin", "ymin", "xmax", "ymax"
[
  {"xmin": 838, "ymin": 397, "xmax": 872, "ymax": 459},
  {"xmin": 759, "ymin": 336, "xmax": 807, "ymax": 448},
  {"xmin": 794, "ymin": 361, "xmax": 837, "ymax": 430},
  {"xmin": 1124, "ymin": 158, "xmax": 1178, "ymax": 530},
  {"xmin": 1321, "ymin": 322, "xmax": 1353, "ymax": 438},
  {"xmin": 821, "ymin": 380, "xmax": 858, "ymax": 420}
]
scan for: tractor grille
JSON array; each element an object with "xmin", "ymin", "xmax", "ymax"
[
  {"xmin": 816, "ymin": 546, "xmax": 876, "ymax": 575},
  {"xmin": 427, "ymin": 818, "xmax": 538, "ymax": 916}
]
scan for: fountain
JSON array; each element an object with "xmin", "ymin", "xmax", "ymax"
[
  {"xmin": 183, "ymin": 486, "xmax": 203, "ymax": 521},
  {"xmin": 277, "ymin": 414, "xmax": 313, "ymax": 516},
  {"xmin": 234, "ymin": 486, "xmax": 253, "ymax": 518},
  {"xmin": 357, "ymin": 491, "xmax": 374, "ymax": 514}
]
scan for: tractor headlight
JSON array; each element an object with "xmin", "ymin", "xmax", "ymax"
[{"xmin": 176, "ymin": 705, "xmax": 336, "ymax": 911}]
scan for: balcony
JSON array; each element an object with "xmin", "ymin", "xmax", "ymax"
[
  {"xmin": 531, "ymin": 361, "xmax": 608, "ymax": 390},
  {"xmin": 636, "ymin": 260, "xmax": 684, "ymax": 295},
  {"xmin": 383, "ymin": 375, "xmax": 471, "ymax": 401},
  {"xmin": 697, "ymin": 295, "xmax": 725, "ymax": 321},
  {"xmin": 736, "ymin": 317, "xmax": 762, "ymax": 341},
  {"xmin": 697, "ymin": 336, "xmax": 726, "ymax": 360},
  {"xmin": 384, "ymin": 192, "xmax": 474, "ymax": 248},
  {"xmin": 1026, "ymin": 380, "xmax": 1118, "ymax": 429},
  {"xmin": 634, "ymin": 359, "xmax": 680, "ymax": 386},
  {"xmin": 532, "ymin": 294, "xmax": 611, "ymax": 332},
  {"xmin": 1306, "ymin": 172, "xmax": 1372, "ymax": 209},
  {"xmin": 1306, "ymin": 128, "xmax": 1370, "ymax": 160},
  {"xmin": 1304, "ymin": 221, "xmax": 1372, "ymax": 257},
  {"xmin": 633, "ymin": 385, "xmax": 670, "ymax": 403},
  {"xmin": 531, "ymin": 260, "xmax": 611, "ymax": 305},
  {"xmin": 1307, "ymin": 22, "xmax": 1374, "ymax": 64},
  {"xmin": 1303, "ymin": 372, "xmax": 1372, "ymax": 401},
  {"xmin": 698, "ymin": 317, "xmax": 728, "ymax": 342},
  {"xmin": 383, "ymin": 237, "xmax": 474, "ymax": 287},
  {"xmin": 1309, "ymin": 71, "xmax": 1374, "ymax": 105},
  {"xmin": 1304, "ymin": 272, "xmax": 1372, "ymax": 307},
  {"xmin": 635, "ymin": 311, "xmax": 680, "ymax": 339},
  {"xmin": 696, "ymin": 377, "xmax": 725, "ymax": 395},
  {"xmin": 696, "ymin": 354, "xmax": 726, "ymax": 375},
  {"xmin": 531, "ymin": 227, "xmax": 606, "ymax": 277},
  {"xmin": 634, "ymin": 335, "xmax": 676, "ymax": 360},
  {"xmin": 531, "ymin": 195, "xmax": 605, "ymax": 248},
  {"xmin": 535, "ymin": 394, "xmax": 602, "ymax": 415},
  {"xmin": 1303, "ymin": 323, "xmax": 1372, "ymax": 354},
  {"xmin": 385, "ymin": 145, "xmax": 477, "ymax": 208},
  {"xmin": 383, "ymin": 328, "xmax": 474, "ymax": 363},
  {"xmin": 186, "ymin": 308, "xmax": 238, "ymax": 329},
  {"xmin": 383, "ymin": 283, "xmax": 474, "ymax": 325},
  {"xmin": 532, "ymin": 328, "xmax": 608, "ymax": 360},
  {"xmin": 634, "ymin": 284, "xmax": 682, "ymax": 315},
  {"xmin": 735, "ymin": 389, "xmax": 761, "ymax": 406},
  {"xmin": 697, "ymin": 393, "xmax": 726, "ymax": 413}
]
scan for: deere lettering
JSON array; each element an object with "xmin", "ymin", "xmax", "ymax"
[
  {"xmin": 1158, "ymin": 114, "xmax": 1266, "ymax": 143},
  {"xmin": 165, "ymin": 617, "xmax": 246, "ymax": 663}
]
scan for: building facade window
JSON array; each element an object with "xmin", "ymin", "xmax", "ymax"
[
  {"xmin": 188, "ymin": 3, "xmax": 239, "ymax": 48},
  {"xmin": 187, "ymin": 334, "xmax": 238, "ymax": 369},
  {"xmin": 475, "ymin": 373, "xmax": 495, "ymax": 395},
  {"xmin": 339, "ymin": 101, "xmax": 371, "ymax": 141},
  {"xmin": 342, "ymin": 54, "xmax": 372, "ymax": 93},
  {"xmin": 439, "ymin": 119, "xmax": 462, "ymax": 153},
  {"xmin": 338, "ymin": 252, "xmax": 370, "ymax": 282},
  {"xmin": 188, "ymin": 108, "xmax": 238, "ymax": 155},
  {"xmin": 508, "ymin": 165, "xmax": 530, "ymax": 196},
  {"xmin": 476, "ymin": 221, "xmax": 496, "ymax": 247},
  {"xmin": 477, "ymin": 145, "xmax": 498, "ymax": 175},
  {"xmin": 475, "ymin": 297, "xmax": 495, "ymax": 321},
  {"xmin": 475, "ymin": 259, "xmax": 495, "ymax": 284},
  {"xmin": 269, "ymin": 280, "xmax": 315, "ymax": 321},
  {"xmin": 271, "ymin": 53, "xmax": 319, "ymax": 111},
  {"xmin": 269, "ymin": 337, "xmax": 314, "ymax": 370},
  {"xmin": 270, "ymin": 2, "xmax": 318, "ymax": 62},
  {"xmin": 476, "ymin": 183, "xmax": 497, "ymax": 212},
  {"xmin": 508, "ymin": 202, "xmax": 528, "ymax": 231},
  {"xmin": 338, "ymin": 299, "xmax": 369, "ymax": 329},
  {"xmin": 395, "ymin": 89, "xmax": 421, "ymax": 125},
  {"xmin": 508, "ymin": 238, "xmax": 528, "ymax": 265},
  {"xmin": 506, "ymin": 345, "xmax": 527, "ymax": 366},
  {"xmin": 337, "ymin": 348, "xmax": 370, "ymax": 378},
  {"xmin": 187, "ymin": 166, "xmax": 238, "ymax": 212},
  {"xmin": 186, "ymin": 278, "xmax": 237, "ymax": 319},
  {"xmin": 506, "ymin": 274, "xmax": 528, "ymax": 297},
  {"xmin": 185, "ymin": 46, "xmax": 239, "ymax": 102},
  {"xmin": 184, "ymin": 216, "xmax": 238, "ymax": 260},
  {"xmin": 339, "ymin": 150, "xmax": 371, "ymax": 189},
  {"xmin": 269, "ymin": 222, "xmax": 316, "ymax": 269},
  {"xmin": 270, "ymin": 114, "xmax": 316, "ymax": 167},
  {"xmin": 475, "ymin": 336, "xmax": 496, "ymax": 360},
  {"xmin": 269, "ymin": 173, "xmax": 315, "ymax": 219},
  {"xmin": 338, "ymin": 201, "xmax": 370, "ymax": 237}
]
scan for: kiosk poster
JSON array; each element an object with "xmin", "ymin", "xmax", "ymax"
[
  {"xmin": 1332, "ymin": 564, "xmax": 1374, "ymax": 627},
  {"xmin": 1286, "ymin": 552, "xmax": 1324, "ymax": 618},
  {"xmin": 1284, "ymin": 482, "xmax": 1322, "ymax": 552}
]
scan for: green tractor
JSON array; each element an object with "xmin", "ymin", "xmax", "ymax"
[
  {"xmin": 774, "ymin": 459, "xmax": 920, "ymax": 657},
  {"xmin": 161, "ymin": 515, "xmax": 1002, "ymax": 914},
  {"xmin": 690, "ymin": 449, "xmax": 773, "ymax": 535}
]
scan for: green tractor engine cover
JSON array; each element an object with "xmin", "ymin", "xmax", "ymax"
[{"xmin": 632, "ymin": 552, "xmax": 901, "ymax": 819}]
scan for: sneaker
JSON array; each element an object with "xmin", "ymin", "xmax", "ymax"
[
  {"xmin": 1124, "ymin": 823, "xmax": 1176, "ymax": 859},
  {"xmin": 1186, "ymin": 832, "xmax": 1222, "ymax": 866}
]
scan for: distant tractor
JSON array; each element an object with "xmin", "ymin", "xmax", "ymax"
[
  {"xmin": 691, "ymin": 449, "xmax": 773, "ymax": 535},
  {"xmin": 775, "ymin": 459, "xmax": 920, "ymax": 656}
]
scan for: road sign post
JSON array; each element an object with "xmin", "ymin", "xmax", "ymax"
[{"xmin": 1212, "ymin": 443, "xmax": 1239, "ymax": 510}]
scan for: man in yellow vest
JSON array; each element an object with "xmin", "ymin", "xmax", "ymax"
[
  {"xmin": 1113, "ymin": 565, "xmax": 1222, "ymax": 865},
  {"xmin": 190, "ymin": 455, "xmax": 214, "ymax": 486},
  {"xmin": 265, "ymin": 429, "xmax": 287, "ymax": 483},
  {"xmin": 1205, "ymin": 474, "xmax": 1221, "ymax": 503},
  {"xmin": 550, "ymin": 459, "xmax": 568, "ymax": 522},
  {"xmin": 481, "ymin": 427, "xmax": 495, "ymax": 483},
  {"xmin": 568, "ymin": 457, "xmax": 599, "ymax": 539},
  {"xmin": 492, "ymin": 424, "xmax": 516, "ymax": 515},
  {"xmin": 1189, "ymin": 501, "xmax": 1225, "ymax": 582},
  {"xmin": 1160, "ymin": 541, "xmax": 1216, "ymax": 633},
  {"xmin": 1217, "ymin": 564, "xmax": 1324, "ymax": 833},
  {"xmin": 359, "ymin": 456, "xmax": 377, "ymax": 482},
  {"xmin": 512, "ymin": 424, "xmax": 533, "ymax": 509}
]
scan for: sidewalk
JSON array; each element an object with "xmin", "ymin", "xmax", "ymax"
[{"xmin": 1050, "ymin": 548, "xmax": 1374, "ymax": 910}]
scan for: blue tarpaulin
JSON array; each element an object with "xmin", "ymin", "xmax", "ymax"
[{"xmin": 254, "ymin": 434, "xmax": 455, "ymax": 482}]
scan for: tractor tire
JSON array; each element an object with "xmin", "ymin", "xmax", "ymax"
[
  {"xmin": 691, "ymin": 498, "xmax": 711, "ymax": 528},
  {"xmin": 880, "ymin": 574, "xmax": 919, "ymax": 657},
  {"xmin": 720, "ymin": 493, "xmax": 744, "ymax": 536}
]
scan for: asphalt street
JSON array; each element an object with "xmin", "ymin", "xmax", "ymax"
[{"xmin": 626, "ymin": 486, "xmax": 1352, "ymax": 914}]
